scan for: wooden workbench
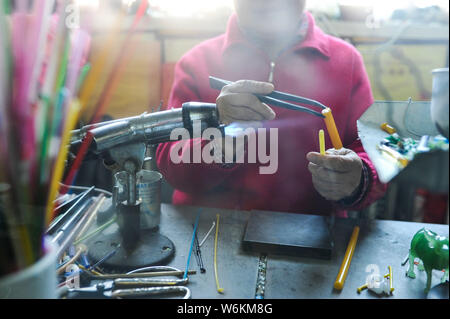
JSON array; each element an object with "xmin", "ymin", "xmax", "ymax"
[{"xmin": 93, "ymin": 203, "xmax": 449, "ymax": 299}]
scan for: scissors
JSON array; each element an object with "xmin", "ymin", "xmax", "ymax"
[{"xmin": 209, "ymin": 76, "xmax": 327, "ymax": 118}]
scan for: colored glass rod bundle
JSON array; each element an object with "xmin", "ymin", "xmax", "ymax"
[
  {"xmin": 0, "ymin": 0, "xmax": 148, "ymax": 277},
  {"xmin": 0, "ymin": 0, "xmax": 92, "ymax": 275}
]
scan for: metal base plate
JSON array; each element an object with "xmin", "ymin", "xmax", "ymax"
[
  {"xmin": 87, "ymin": 229, "xmax": 175, "ymax": 272},
  {"xmin": 243, "ymin": 210, "xmax": 334, "ymax": 260}
]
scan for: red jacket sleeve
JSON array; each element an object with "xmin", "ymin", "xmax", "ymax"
[
  {"xmin": 340, "ymin": 50, "xmax": 387, "ymax": 211},
  {"xmin": 155, "ymin": 57, "xmax": 241, "ymax": 194}
]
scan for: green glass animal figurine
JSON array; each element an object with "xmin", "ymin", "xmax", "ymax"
[{"xmin": 406, "ymin": 228, "xmax": 449, "ymax": 293}]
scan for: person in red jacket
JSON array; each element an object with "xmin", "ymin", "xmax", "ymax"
[{"xmin": 156, "ymin": 0, "xmax": 387, "ymax": 216}]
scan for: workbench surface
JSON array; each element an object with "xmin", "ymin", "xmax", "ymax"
[{"xmin": 95, "ymin": 204, "xmax": 449, "ymax": 299}]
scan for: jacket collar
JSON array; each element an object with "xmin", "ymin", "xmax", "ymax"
[{"xmin": 222, "ymin": 11, "xmax": 330, "ymax": 59}]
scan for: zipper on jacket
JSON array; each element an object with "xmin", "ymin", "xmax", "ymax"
[{"xmin": 268, "ymin": 61, "xmax": 275, "ymax": 83}]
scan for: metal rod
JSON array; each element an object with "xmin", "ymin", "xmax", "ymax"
[
  {"xmin": 75, "ymin": 195, "xmax": 106, "ymax": 242},
  {"xmin": 184, "ymin": 211, "xmax": 201, "ymax": 279},
  {"xmin": 88, "ymin": 270, "xmax": 197, "ymax": 280},
  {"xmin": 47, "ymin": 186, "xmax": 95, "ymax": 235},
  {"xmin": 51, "ymin": 198, "xmax": 94, "ymax": 244},
  {"xmin": 89, "ymin": 244, "xmax": 120, "ymax": 270},
  {"xmin": 114, "ymin": 277, "xmax": 188, "ymax": 287},
  {"xmin": 54, "ymin": 190, "xmax": 88, "ymax": 212},
  {"xmin": 199, "ymin": 221, "xmax": 215, "ymax": 247},
  {"xmin": 127, "ymin": 172, "xmax": 137, "ymax": 205},
  {"xmin": 193, "ymin": 224, "xmax": 206, "ymax": 273},
  {"xmin": 259, "ymin": 95, "xmax": 325, "ymax": 118},
  {"xmin": 111, "ymin": 286, "xmax": 191, "ymax": 299},
  {"xmin": 56, "ymin": 196, "xmax": 105, "ymax": 259}
]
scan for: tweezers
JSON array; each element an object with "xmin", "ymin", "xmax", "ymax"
[{"xmin": 209, "ymin": 76, "xmax": 326, "ymax": 118}]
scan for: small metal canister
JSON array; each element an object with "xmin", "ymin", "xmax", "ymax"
[
  {"xmin": 114, "ymin": 170, "xmax": 162, "ymax": 230},
  {"xmin": 431, "ymin": 68, "xmax": 449, "ymax": 138},
  {"xmin": 136, "ymin": 170, "xmax": 162, "ymax": 230}
]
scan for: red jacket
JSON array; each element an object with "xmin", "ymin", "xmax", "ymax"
[{"xmin": 156, "ymin": 12, "xmax": 386, "ymax": 215}]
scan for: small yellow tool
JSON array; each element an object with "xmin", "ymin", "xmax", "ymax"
[{"xmin": 319, "ymin": 129, "xmax": 326, "ymax": 155}]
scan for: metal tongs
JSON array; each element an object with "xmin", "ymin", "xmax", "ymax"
[
  {"xmin": 65, "ymin": 280, "xmax": 191, "ymax": 299},
  {"xmin": 64, "ymin": 279, "xmax": 191, "ymax": 299},
  {"xmin": 209, "ymin": 76, "xmax": 327, "ymax": 118},
  {"xmin": 64, "ymin": 266, "xmax": 192, "ymax": 299}
]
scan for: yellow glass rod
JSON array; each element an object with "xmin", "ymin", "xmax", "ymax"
[
  {"xmin": 319, "ymin": 129, "xmax": 326, "ymax": 155},
  {"xmin": 334, "ymin": 225, "xmax": 360, "ymax": 290},
  {"xmin": 322, "ymin": 108, "xmax": 343, "ymax": 150}
]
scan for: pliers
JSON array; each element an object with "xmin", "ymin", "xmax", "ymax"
[
  {"xmin": 63, "ymin": 277, "xmax": 191, "ymax": 299},
  {"xmin": 209, "ymin": 76, "xmax": 327, "ymax": 118}
]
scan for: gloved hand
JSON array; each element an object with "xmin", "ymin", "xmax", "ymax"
[
  {"xmin": 216, "ymin": 80, "xmax": 276, "ymax": 125},
  {"xmin": 307, "ymin": 148, "xmax": 363, "ymax": 201}
]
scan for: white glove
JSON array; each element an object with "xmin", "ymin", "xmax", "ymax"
[
  {"xmin": 216, "ymin": 80, "xmax": 276, "ymax": 125},
  {"xmin": 307, "ymin": 148, "xmax": 363, "ymax": 201}
]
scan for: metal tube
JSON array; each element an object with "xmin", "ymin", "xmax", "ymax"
[
  {"xmin": 70, "ymin": 103, "xmax": 221, "ymax": 154},
  {"xmin": 89, "ymin": 270, "xmax": 196, "ymax": 279},
  {"xmin": 114, "ymin": 277, "xmax": 189, "ymax": 287},
  {"xmin": 55, "ymin": 196, "xmax": 106, "ymax": 259},
  {"xmin": 127, "ymin": 172, "xmax": 136, "ymax": 205},
  {"xmin": 55, "ymin": 199, "xmax": 98, "ymax": 259},
  {"xmin": 51, "ymin": 198, "xmax": 95, "ymax": 244},
  {"xmin": 71, "ymin": 108, "xmax": 184, "ymax": 146},
  {"xmin": 124, "ymin": 161, "xmax": 137, "ymax": 205},
  {"xmin": 47, "ymin": 186, "xmax": 95, "ymax": 235},
  {"xmin": 110, "ymin": 286, "xmax": 191, "ymax": 299}
]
